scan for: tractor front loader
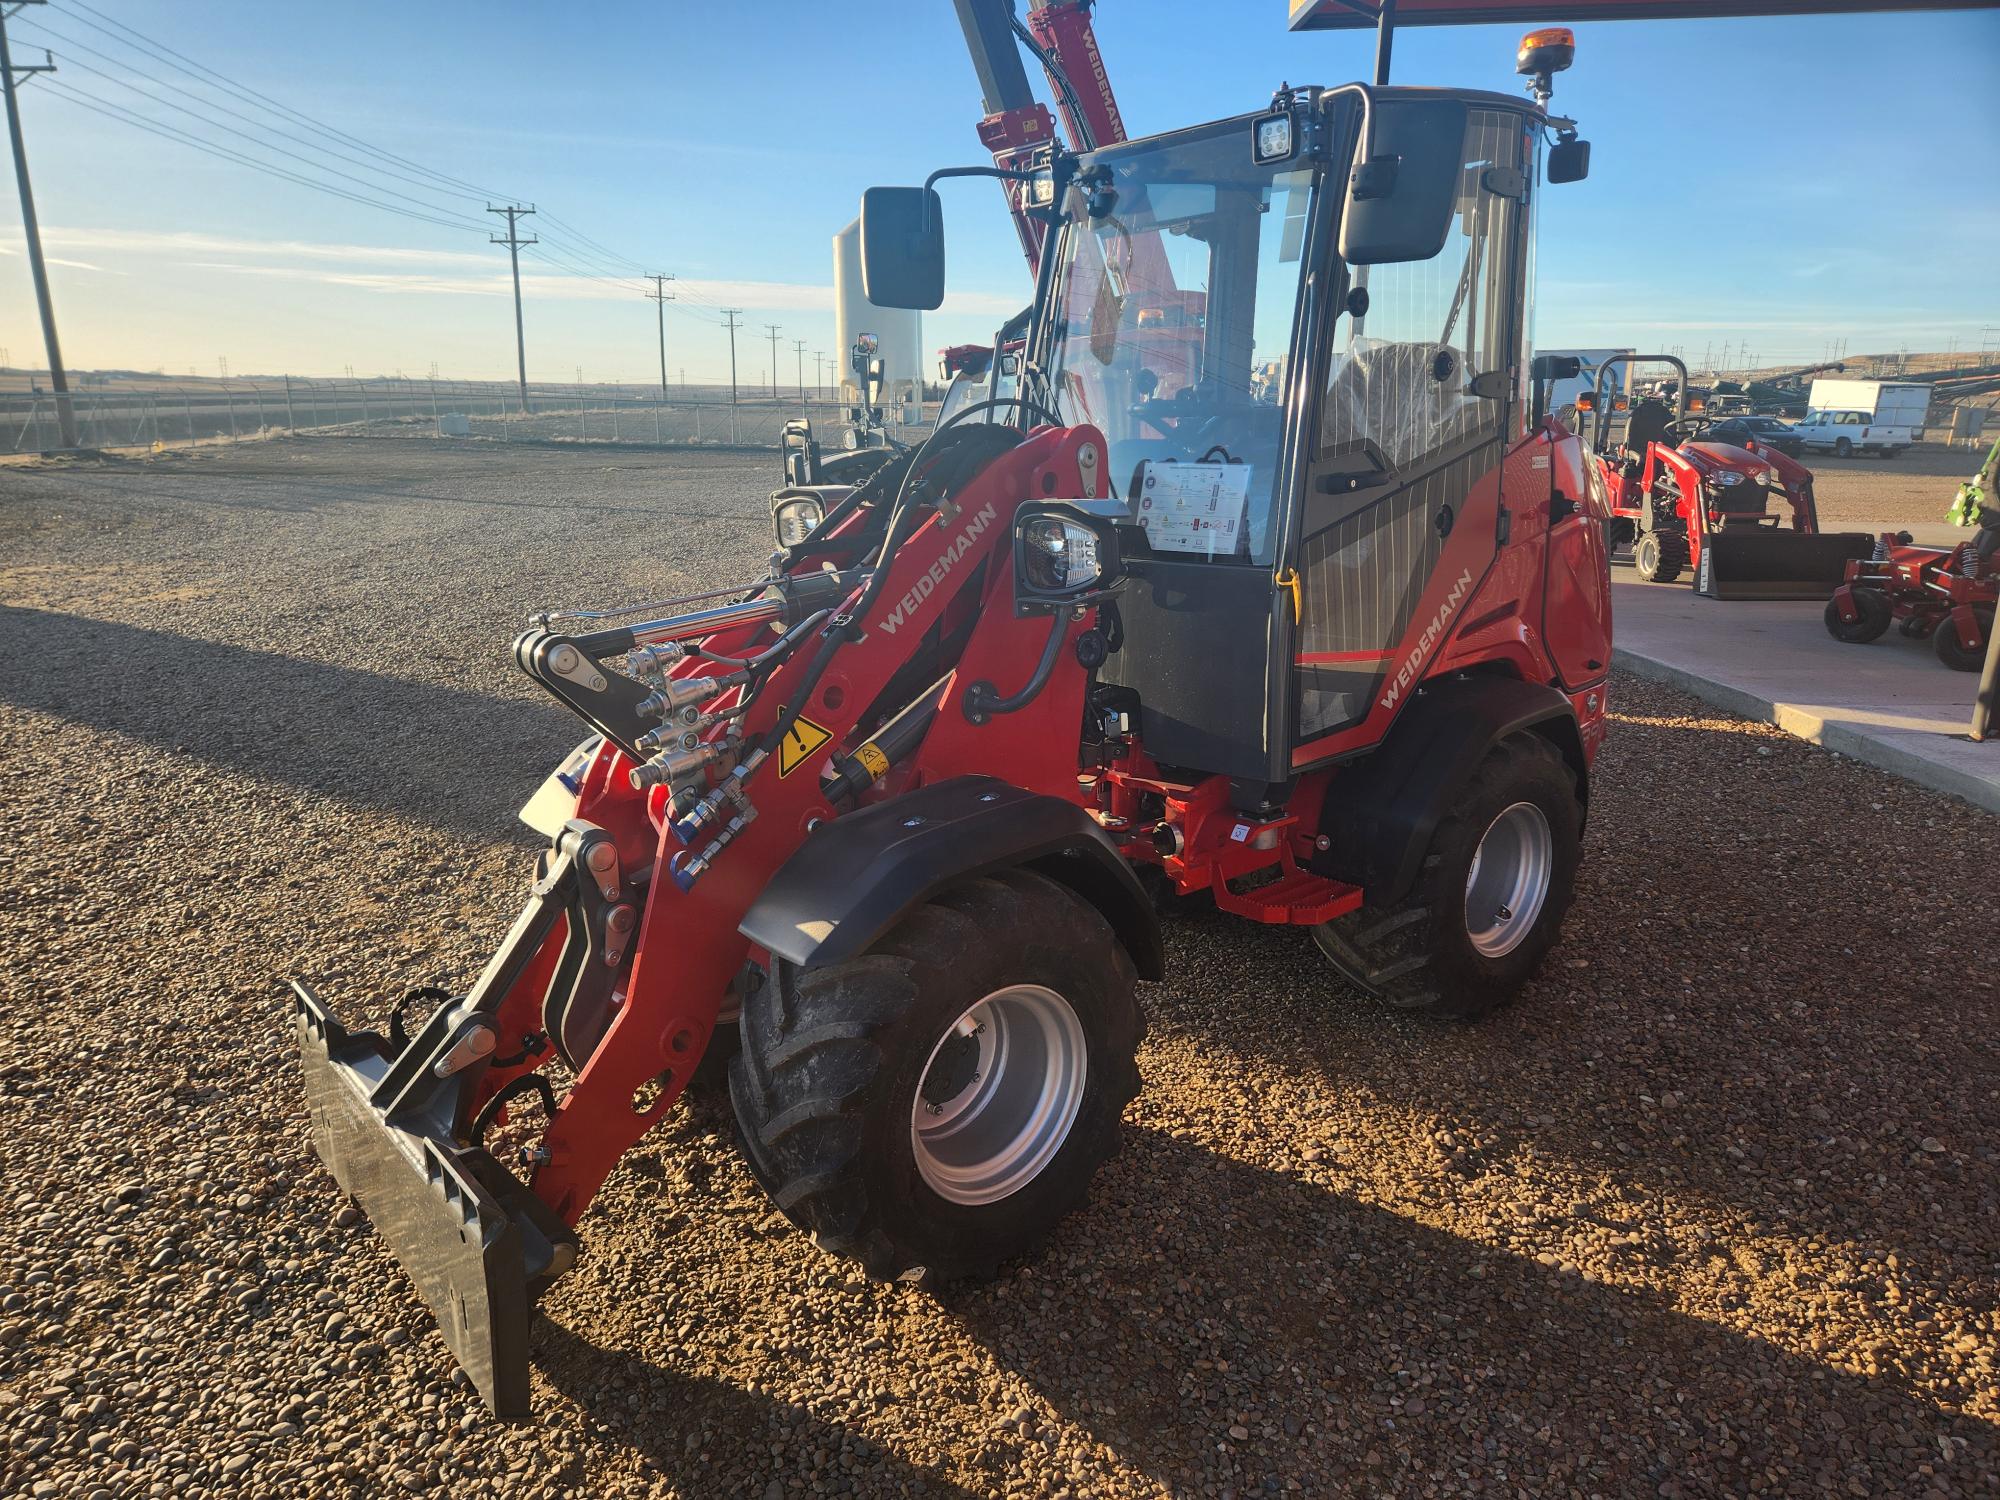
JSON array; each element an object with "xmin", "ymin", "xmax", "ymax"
[
  {"xmin": 296, "ymin": 34, "xmax": 1615, "ymax": 1417},
  {"xmin": 1586, "ymin": 354, "xmax": 1872, "ymax": 599}
]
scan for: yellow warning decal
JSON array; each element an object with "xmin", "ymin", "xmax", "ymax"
[
  {"xmin": 853, "ymin": 741, "xmax": 891, "ymax": 781},
  {"xmin": 778, "ymin": 715, "xmax": 834, "ymax": 777}
]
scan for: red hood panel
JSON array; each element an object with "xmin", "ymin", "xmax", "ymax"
[{"xmin": 1681, "ymin": 441, "xmax": 1771, "ymax": 476}]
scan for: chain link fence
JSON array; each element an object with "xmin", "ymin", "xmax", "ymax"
[{"xmin": 1, "ymin": 377, "xmax": 935, "ymax": 456}]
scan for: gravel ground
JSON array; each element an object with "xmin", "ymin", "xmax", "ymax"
[{"xmin": 1, "ymin": 437, "xmax": 1995, "ymax": 1499}]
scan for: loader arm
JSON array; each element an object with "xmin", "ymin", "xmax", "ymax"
[{"xmin": 293, "ymin": 421, "xmax": 1117, "ymax": 1416}]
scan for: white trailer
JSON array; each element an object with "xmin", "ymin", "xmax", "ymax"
[{"xmin": 1793, "ymin": 379, "xmax": 1928, "ymax": 459}]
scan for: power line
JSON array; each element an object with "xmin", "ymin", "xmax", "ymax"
[
  {"xmin": 61, "ymin": 0, "xmax": 514, "ymax": 203},
  {"xmin": 18, "ymin": 36, "xmax": 491, "ymax": 231},
  {"xmin": 44, "ymin": 0, "xmax": 684, "ymax": 300},
  {"xmin": 12, "ymin": 12, "xmax": 492, "ymax": 217},
  {"xmin": 39, "ymin": 78, "xmax": 485, "ymax": 234},
  {"xmin": 489, "ymin": 205, "xmax": 536, "ymax": 411}
]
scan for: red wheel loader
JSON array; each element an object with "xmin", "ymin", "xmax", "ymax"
[
  {"xmin": 294, "ymin": 32, "xmax": 1614, "ymax": 1416},
  {"xmin": 1585, "ymin": 354, "xmax": 1872, "ymax": 599}
]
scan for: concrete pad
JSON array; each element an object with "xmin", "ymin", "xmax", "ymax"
[{"xmin": 1609, "ymin": 567, "xmax": 1999, "ymax": 814}]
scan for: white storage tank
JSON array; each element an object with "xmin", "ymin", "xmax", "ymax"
[{"xmin": 833, "ymin": 218, "xmax": 922, "ymax": 408}]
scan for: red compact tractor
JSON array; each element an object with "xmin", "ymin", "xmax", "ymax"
[
  {"xmin": 1825, "ymin": 526, "xmax": 2000, "ymax": 669},
  {"xmin": 295, "ymin": 32, "xmax": 1615, "ymax": 1416},
  {"xmin": 1585, "ymin": 354, "xmax": 1871, "ymax": 599}
]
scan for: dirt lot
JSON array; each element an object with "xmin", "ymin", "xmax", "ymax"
[
  {"xmin": 1, "ymin": 438, "xmax": 1995, "ymax": 1499},
  {"xmin": 1796, "ymin": 442, "xmax": 1981, "ymax": 528}
]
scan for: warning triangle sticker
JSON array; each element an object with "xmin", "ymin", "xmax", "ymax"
[{"xmin": 778, "ymin": 715, "xmax": 834, "ymax": 777}]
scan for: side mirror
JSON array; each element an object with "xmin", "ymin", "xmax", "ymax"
[
  {"xmin": 1532, "ymin": 354, "xmax": 1582, "ymax": 383},
  {"xmin": 860, "ymin": 187, "xmax": 944, "ymax": 310},
  {"xmin": 1338, "ymin": 98, "xmax": 1467, "ymax": 266},
  {"xmin": 1547, "ymin": 138, "xmax": 1591, "ymax": 184}
]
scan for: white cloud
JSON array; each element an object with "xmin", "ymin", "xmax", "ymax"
[
  {"xmin": 0, "ymin": 244, "xmax": 117, "ymax": 274},
  {"xmin": 29, "ymin": 225, "xmax": 1021, "ymax": 317}
]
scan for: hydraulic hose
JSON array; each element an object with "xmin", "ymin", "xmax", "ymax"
[{"xmin": 963, "ymin": 612, "xmax": 1068, "ymax": 723}]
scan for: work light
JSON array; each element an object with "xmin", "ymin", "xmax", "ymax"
[{"xmin": 1252, "ymin": 112, "xmax": 1295, "ymax": 164}]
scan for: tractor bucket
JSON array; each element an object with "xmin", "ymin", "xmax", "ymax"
[
  {"xmin": 1695, "ymin": 531, "xmax": 1875, "ymax": 601},
  {"xmin": 293, "ymin": 980, "xmax": 576, "ymax": 1419}
]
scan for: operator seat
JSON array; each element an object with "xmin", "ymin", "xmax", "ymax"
[{"xmin": 1624, "ymin": 398, "xmax": 1675, "ymax": 457}]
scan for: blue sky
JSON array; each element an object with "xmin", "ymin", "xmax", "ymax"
[{"xmin": 1, "ymin": 1, "xmax": 1995, "ymax": 383}]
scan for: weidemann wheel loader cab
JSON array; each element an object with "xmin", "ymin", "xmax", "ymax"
[{"xmin": 1029, "ymin": 86, "xmax": 1567, "ymax": 797}]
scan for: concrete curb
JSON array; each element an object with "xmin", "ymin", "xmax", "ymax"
[{"xmin": 1612, "ymin": 646, "xmax": 2000, "ymax": 815}]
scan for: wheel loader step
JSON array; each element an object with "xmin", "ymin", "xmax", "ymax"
[{"xmin": 1211, "ymin": 868, "xmax": 1363, "ymax": 925}]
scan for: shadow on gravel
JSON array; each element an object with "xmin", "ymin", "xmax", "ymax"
[
  {"xmin": 953, "ymin": 1125, "xmax": 1996, "ymax": 1495},
  {"xmin": 534, "ymin": 1318, "xmax": 983, "ymax": 1498},
  {"xmin": 0, "ymin": 605, "xmax": 575, "ymax": 840},
  {"xmin": 1150, "ymin": 887, "xmax": 1998, "ymax": 1319}
]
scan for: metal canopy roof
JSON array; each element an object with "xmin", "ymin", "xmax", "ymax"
[{"xmin": 1290, "ymin": 0, "xmax": 1998, "ymax": 27}]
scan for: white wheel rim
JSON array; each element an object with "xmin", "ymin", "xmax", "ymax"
[
  {"xmin": 910, "ymin": 984, "xmax": 1087, "ymax": 1207},
  {"xmin": 1464, "ymin": 801, "xmax": 1553, "ymax": 958}
]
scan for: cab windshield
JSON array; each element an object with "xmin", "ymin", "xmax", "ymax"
[{"xmin": 1045, "ymin": 121, "xmax": 1315, "ymax": 564}]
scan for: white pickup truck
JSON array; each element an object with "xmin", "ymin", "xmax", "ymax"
[{"xmin": 1792, "ymin": 379, "xmax": 1929, "ymax": 458}]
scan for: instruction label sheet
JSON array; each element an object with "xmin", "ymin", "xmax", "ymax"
[{"xmin": 1137, "ymin": 462, "xmax": 1252, "ymax": 556}]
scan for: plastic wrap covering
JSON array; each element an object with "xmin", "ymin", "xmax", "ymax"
[{"xmin": 1319, "ymin": 338, "xmax": 1486, "ymax": 474}]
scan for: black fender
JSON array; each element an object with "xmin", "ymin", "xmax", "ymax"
[
  {"xmin": 1309, "ymin": 674, "xmax": 1588, "ymax": 908},
  {"xmin": 738, "ymin": 775, "xmax": 1164, "ymax": 980}
]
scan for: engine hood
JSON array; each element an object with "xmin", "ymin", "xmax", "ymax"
[{"xmin": 1681, "ymin": 441, "xmax": 1774, "ymax": 477}]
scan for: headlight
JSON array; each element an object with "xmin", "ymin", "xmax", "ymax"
[
  {"xmin": 1708, "ymin": 470, "xmax": 1744, "ymax": 487},
  {"xmin": 773, "ymin": 494, "xmax": 825, "ymax": 547},
  {"xmin": 1022, "ymin": 516, "xmax": 1102, "ymax": 594},
  {"xmin": 1011, "ymin": 503, "xmax": 1123, "ymax": 610}
]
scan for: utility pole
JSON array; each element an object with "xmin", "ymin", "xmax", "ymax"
[
  {"xmin": 793, "ymin": 338, "xmax": 807, "ymax": 402},
  {"xmin": 814, "ymin": 350, "xmax": 826, "ymax": 399},
  {"xmin": 764, "ymin": 324, "xmax": 782, "ymax": 399},
  {"xmin": 488, "ymin": 204, "xmax": 536, "ymax": 411},
  {"xmin": 644, "ymin": 273, "xmax": 673, "ymax": 400},
  {"xmin": 1, "ymin": 2, "xmax": 75, "ymax": 449},
  {"xmin": 720, "ymin": 309, "xmax": 743, "ymax": 405}
]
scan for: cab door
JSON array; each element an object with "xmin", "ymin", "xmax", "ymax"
[{"xmin": 1286, "ymin": 106, "xmax": 1534, "ymax": 764}]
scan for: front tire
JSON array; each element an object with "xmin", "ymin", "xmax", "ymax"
[
  {"xmin": 1934, "ymin": 606, "xmax": 1996, "ymax": 671},
  {"xmin": 1633, "ymin": 530, "xmax": 1686, "ymax": 584},
  {"xmin": 1824, "ymin": 590, "xmax": 1892, "ymax": 644},
  {"xmin": 1835, "ymin": 437, "xmax": 1853, "ymax": 458},
  {"xmin": 1313, "ymin": 733, "xmax": 1582, "ymax": 1021},
  {"xmin": 729, "ymin": 869, "xmax": 1142, "ymax": 1285}
]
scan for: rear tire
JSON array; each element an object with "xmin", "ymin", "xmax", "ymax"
[
  {"xmin": 1313, "ymin": 734, "xmax": 1581, "ymax": 1021},
  {"xmin": 1934, "ymin": 606, "xmax": 1996, "ymax": 671},
  {"xmin": 729, "ymin": 869, "xmax": 1142, "ymax": 1286},
  {"xmin": 1824, "ymin": 590, "xmax": 1892, "ymax": 644}
]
